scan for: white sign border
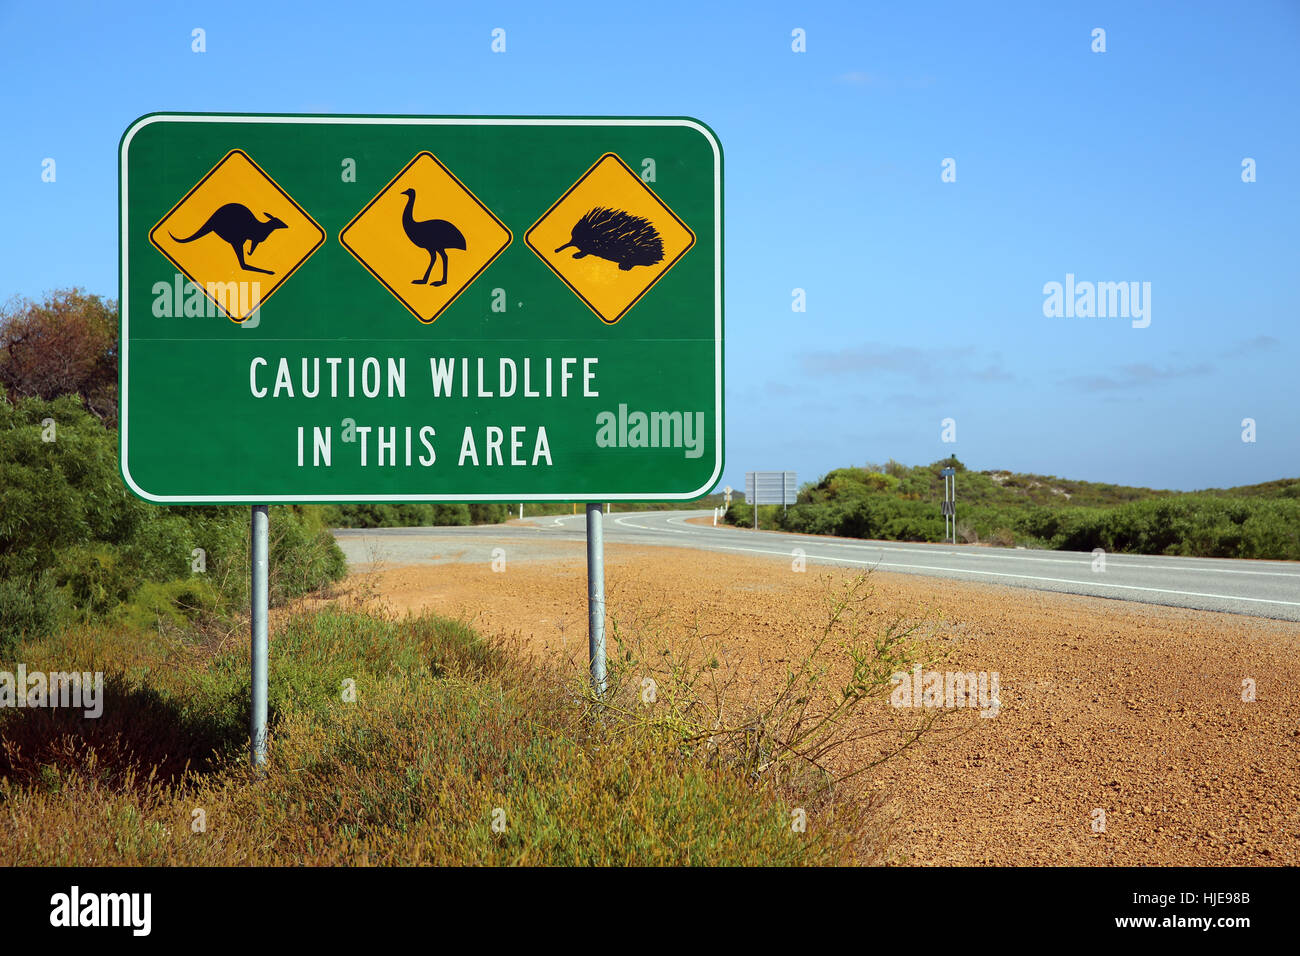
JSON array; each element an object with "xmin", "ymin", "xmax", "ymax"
[{"xmin": 119, "ymin": 114, "xmax": 723, "ymax": 503}]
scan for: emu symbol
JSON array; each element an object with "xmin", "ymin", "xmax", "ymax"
[{"xmin": 400, "ymin": 188, "xmax": 466, "ymax": 286}]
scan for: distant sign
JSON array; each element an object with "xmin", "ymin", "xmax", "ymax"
[
  {"xmin": 746, "ymin": 470, "xmax": 797, "ymax": 506},
  {"xmin": 119, "ymin": 113, "xmax": 724, "ymax": 503}
]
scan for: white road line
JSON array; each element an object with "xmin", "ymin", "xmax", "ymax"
[
  {"xmin": 525, "ymin": 513, "xmax": 1299, "ymax": 605},
  {"xmin": 617, "ymin": 520, "xmax": 690, "ymax": 533},
  {"xmin": 654, "ymin": 540, "xmax": 1300, "ymax": 609},
  {"xmin": 645, "ymin": 521, "xmax": 1300, "ymax": 578}
]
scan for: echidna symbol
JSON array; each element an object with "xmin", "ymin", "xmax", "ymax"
[{"xmin": 554, "ymin": 207, "xmax": 665, "ymax": 271}]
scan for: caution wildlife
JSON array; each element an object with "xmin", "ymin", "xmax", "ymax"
[{"xmin": 121, "ymin": 114, "xmax": 722, "ymax": 505}]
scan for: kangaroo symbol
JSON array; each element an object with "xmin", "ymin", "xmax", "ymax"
[
  {"xmin": 400, "ymin": 188, "xmax": 466, "ymax": 286},
  {"xmin": 170, "ymin": 203, "xmax": 288, "ymax": 275}
]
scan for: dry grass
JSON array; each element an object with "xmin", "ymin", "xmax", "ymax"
[{"xmin": 1, "ymin": 574, "xmax": 938, "ymax": 865}]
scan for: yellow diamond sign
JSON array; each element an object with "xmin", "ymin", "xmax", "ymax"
[
  {"xmin": 525, "ymin": 153, "xmax": 696, "ymax": 325},
  {"xmin": 149, "ymin": 149, "xmax": 324, "ymax": 322},
  {"xmin": 339, "ymin": 152, "xmax": 512, "ymax": 324}
]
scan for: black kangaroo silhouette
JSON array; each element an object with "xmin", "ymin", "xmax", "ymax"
[
  {"xmin": 400, "ymin": 188, "xmax": 466, "ymax": 286},
  {"xmin": 170, "ymin": 203, "xmax": 287, "ymax": 275}
]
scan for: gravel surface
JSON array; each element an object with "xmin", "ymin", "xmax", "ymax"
[{"xmin": 337, "ymin": 534, "xmax": 1300, "ymax": 865}]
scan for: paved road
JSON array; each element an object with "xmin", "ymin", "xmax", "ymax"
[{"xmin": 335, "ymin": 509, "xmax": 1300, "ymax": 622}]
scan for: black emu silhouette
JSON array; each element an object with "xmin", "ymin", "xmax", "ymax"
[
  {"xmin": 400, "ymin": 188, "xmax": 466, "ymax": 286},
  {"xmin": 170, "ymin": 203, "xmax": 287, "ymax": 275},
  {"xmin": 554, "ymin": 207, "xmax": 664, "ymax": 271}
]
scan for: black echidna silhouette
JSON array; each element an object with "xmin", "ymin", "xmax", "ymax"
[{"xmin": 554, "ymin": 207, "xmax": 664, "ymax": 271}]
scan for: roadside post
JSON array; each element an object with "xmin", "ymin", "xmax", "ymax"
[
  {"xmin": 119, "ymin": 113, "xmax": 722, "ymax": 753},
  {"xmin": 586, "ymin": 503, "xmax": 606, "ymax": 694},
  {"xmin": 250, "ymin": 505, "xmax": 269, "ymax": 767},
  {"xmin": 941, "ymin": 467, "xmax": 956, "ymax": 544}
]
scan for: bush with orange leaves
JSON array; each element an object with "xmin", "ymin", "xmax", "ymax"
[{"xmin": 0, "ymin": 289, "xmax": 118, "ymax": 426}]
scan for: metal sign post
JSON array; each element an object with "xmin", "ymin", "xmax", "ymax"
[
  {"xmin": 250, "ymin": 505, "xmax": 269, "ymax": 767},
  {"xmin": 585, "ymin": 503, "xmax": 606, "ymax": 696},
  {"xmin": 940, "ymin": 467, "xmax": 956, "ymax": 545}
]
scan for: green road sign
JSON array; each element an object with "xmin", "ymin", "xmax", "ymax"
[{"xmin": 118, "ymin": 114, "xmax": 723, "ymax": 503}]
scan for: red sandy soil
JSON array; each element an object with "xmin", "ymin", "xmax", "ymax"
[{"xmin": 343, "ymin": 542, "xmax": 1300, "ymax": 865}]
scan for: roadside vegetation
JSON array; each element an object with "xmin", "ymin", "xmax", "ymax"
[
  {"xmin": 0, "ymin": 290, "xmax": 348, "ymax": 651},
  {"xmin": 1, "ymin": 572, "xmax": 937, "ymax": 865},
  {"xmin": 0, "ymin": 394, "xmax": 346, "ymax": 652},
  {"xmin": 726, "ymin": 458, "xmax": 1300, "ymax": 560}
]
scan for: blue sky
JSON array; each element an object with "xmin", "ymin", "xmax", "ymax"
[{"xmin": 2, "ymin": 0, "xmax": 1297, "ymax": 492}]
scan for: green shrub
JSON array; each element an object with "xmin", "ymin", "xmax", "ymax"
[
  {"xmin": 0, "ymin": 394, "xmax": 141, "ymax": 580},
  {"xmin": 323, "ymin": 502, "xmax": 507, "ymax": 528},
  {"xmin": 755, "ymin": 457, "xmax": 1300, "ymax": 559},
  {"xmin": 113, "ymin": 577, "xmax": 222, "ymax": 632},
  {"xmin": 0, "ymin": 395, "xmax": 347, "ymax": 629},
  {"xmin": 50, "ymin": 545, "xmax": 138, "ymax": 620},
  {"xmin": 431, "ymin": 503, "xmax": 471, "ymax": 526},
  {"xmin": 0, "ymin": 571, "xmax": 68, "ymax": 654},
  {"xmin": 468, "ymin": 503, "xmax": 508, "ymax": 524}
]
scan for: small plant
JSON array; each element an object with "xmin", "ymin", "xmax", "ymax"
[{"xmin": 576, "ymin": 571, "xmax": 947, "ymax": 861}]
